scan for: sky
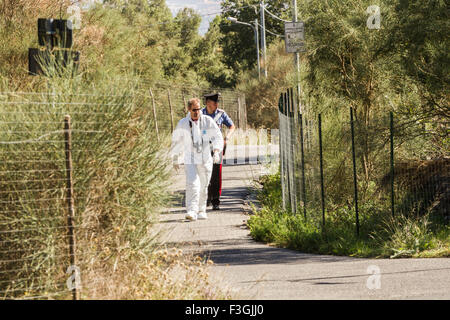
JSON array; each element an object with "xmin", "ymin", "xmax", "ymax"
[{"xmin": 165, "ymin": 0, "xmax": 223, "ymax": 35}]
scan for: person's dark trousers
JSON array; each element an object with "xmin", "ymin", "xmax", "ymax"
[
  {"xmin": 208, "ymin": 146, "xmax": 225, "ymax": 207},
  {"xmin": 207, "ymin": 162, "xmax": 222, "ymax": 207}
]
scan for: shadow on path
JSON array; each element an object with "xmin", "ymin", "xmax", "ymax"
[{"xmin": 202, "ymin": 241, "xmax": 355, "ymax": 266}]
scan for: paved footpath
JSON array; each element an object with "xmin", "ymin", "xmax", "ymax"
[{"xmin": 158, "ymin": 163, "xmax": 450, "ymax": 300}]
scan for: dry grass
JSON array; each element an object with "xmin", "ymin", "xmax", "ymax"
[
  {"xmin": 78, "ymin": 247, "xmax": 232, "ymax": 300},
  {"xmin": 236, "ymin": 40, "xmax": 294, "ymax": 129},
  {"xmin": 0, "ymin": 72, "xmax": 234, "ymax": 300}
]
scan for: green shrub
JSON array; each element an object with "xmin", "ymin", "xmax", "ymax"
[
  {"xmin": 248, "ymin": 172, "xmax": 449, "ymax": 258},
  {"xmin": 0, "ymin": 68, "xmax": 173, "ymax": 298}
]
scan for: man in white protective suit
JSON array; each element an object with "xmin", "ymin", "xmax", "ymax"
[{"xmin": 170, "ymin": 98, "xmax": 224, "ymax": 221}]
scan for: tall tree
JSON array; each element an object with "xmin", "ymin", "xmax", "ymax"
[
  {"xmin": 193, "ymin": 16, "xmax": 234, "ymax": 88},
  {"xmin": 383, "ymin": 0, "xmax": 449, "ymax": 119},
  {"xmin": 297, "ymin": 0, "xmax": 398, "ymax": 182}
]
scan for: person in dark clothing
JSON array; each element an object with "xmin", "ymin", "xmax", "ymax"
[{"xmin": 202, "ymin": 93, "xmax": 236, "ymax": 210}]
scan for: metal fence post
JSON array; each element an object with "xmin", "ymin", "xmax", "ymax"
[
  {"xmin": 350, "ymin": 107, "xmax": 360, "ymax": 236},
  {"xmin": 285, "ymin": 90, "xmax": 292, "ymax": 211},
  {"xmin": 289, "ymin": 88, "xmax": 298, "ymax": 214},
  {"xmin": 182, "ymin": 91, "xmax": 188, "ymax": 113},
  {"xmin": 390, "ymin": 111, "xmax": 395, "ymax": 218},
  {"xmin": 237, "ymin": 96, "xmax": 241, "ymax": 129},
  {"xmin": 64, "ymin": 115, "xmax": 79, "ymax": 300},
  {"xmin": 149, "ymin": 89, "xmax": 160, "ymax": 142},
  {"xmin": 244, "ymin": 95, "xmax": 248, "ymax": 131},
  {"xmin": 284, "ymin": 91, "xmax": 292, "ymax": 211},
  {"xmin": 318, "ymin": 113, "xmax": 325, "ymax": 228},
  {"xmin": 299, "ymin": 112, "xmax": 307, "ymax": 219},
  {"xmin": 279, "ymin": 94, "xmax": 286, "ymax": 211},
  {"xmin": 167, "ymin": 90, "xmax": 174, "ymax": 133}
]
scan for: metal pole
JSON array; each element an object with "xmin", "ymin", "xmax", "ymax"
[
  {"xmin": 390, "ymin": 112, "xmax": 395, "ymax": 218},
  {"xmin": 167, "ymin": 90, "xmax": 174, "ymax": 133},
  {"xmin": 149, "ymin": 89, "xmax": 160, "ymax": 142},
  {"xmin": 260, "ymin": 1, "xmax": 267, "ymax": 78},
  {"xmin": 279, "ymin": 94, "xmax": 286, "ymax": 210},
  {"xmin": 350, "ymin": 107, "xmax": 360, "ymax": 236},
  {"xmin": 299, "ymin": 112, "xmax": 307, "ymax": 219},
  {"xmin": 254, "ymin": 19, "xmax": 261, "ymax": 80},
  {"xmin": 284, "ymin": 91, "xmax": 292, "ymax": 211},
  {"xmin": 289, "ymin": 88, "xmax": 297, "ymax": 213},
  {"xmin": 64, "ymin": 115, "xmax": 78, "ymax": 300},
  {"xmin": 293, "ymin": 0, "xmax": 301, "ymax": 114},
  {"xmin": 237, "ymin": 96, "xmax": 241, "ymax": 128},
  {"xmin": 318, "ymin": 114, "xmax": 325, "ymax": 228},
  {"xmin": 182, "ymin": 91, "xmax": 188, "ymax": 113}
]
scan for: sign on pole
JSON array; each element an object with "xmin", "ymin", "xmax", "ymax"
[{"xmin": 284, "ymin": 21, "xmax": 305, "ymax": 53}]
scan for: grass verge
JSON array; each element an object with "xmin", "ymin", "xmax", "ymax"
[
  {"xmin": 247, "ymin": 173, "xmax": 449, "ymax": 258},
  {"xmin": 0, "ymin": 70, "xmax": 232, "ymax": 299}
]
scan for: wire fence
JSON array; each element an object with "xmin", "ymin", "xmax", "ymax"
[
  {"xmin": 278, "ymin": 87, "xmax": 449, "ymax": 235},
  {"xmin": 150, "ymin": 83, "xmax": 248, "ymax": 130},
  {"xmin": 0, "ymin": 83, "xmax": 247, "ymax": 300},
  {"xmin": 0, "ymin": 90, "xmax": 122, "ymax": 299}
]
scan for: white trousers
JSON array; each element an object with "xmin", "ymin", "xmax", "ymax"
[{"xmin": 185, "ymin": 163, "xmax": 213, "ymax": 215}]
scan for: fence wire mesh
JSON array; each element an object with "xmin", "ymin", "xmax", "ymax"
[
  {"xmin": 0, "ymin": 82, "xmax": 247, "ymax": 300},
  {"xmin": 278, "ymin": 87, "xmax": 449, "ymax": 234}
]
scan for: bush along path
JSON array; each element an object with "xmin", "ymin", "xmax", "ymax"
[
  {"xmin": 248, "ymin": 173, "xmax": 450, "ymax": 259},
  {"xmin": 159, "ymin": 164, "xmax": 450, "ymax": 300}
]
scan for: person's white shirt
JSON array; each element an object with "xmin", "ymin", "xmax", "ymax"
[{"xmin": 170, "ymin": 113, "xmax": 224, "ymax": 166}]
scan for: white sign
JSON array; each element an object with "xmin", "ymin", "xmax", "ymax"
[
  {"xmin": 285, "ymin": 21, "xmax": 305, "ymax": 53},
  {"xmin": 366, "ymin": 5, "xmax": 381, "ymax": 30}
]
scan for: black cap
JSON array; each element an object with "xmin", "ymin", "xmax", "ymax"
[{"xmin": 204, "ymin": 92, "xmax": 221, "ymax": 103}]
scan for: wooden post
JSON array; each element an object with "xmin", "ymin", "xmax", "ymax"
[
  {"xmin": 299, "ymin": 112, "xmax": 307, "ymax": 219},
  {"xmin": 279, "ymin": 94, "xmax": 286, "ymax": 211},
  {"xmin": 182, "ymin": 91, "xmax": 188, "ymax": 114},
  {"xmin": 390, "ymin": 112, "xmax": 395, "ymax": 218},
  {"xmin": 64, "ymin": 115, "xmax": 79, "ymax": 300},
  {"xmin": 244, "ymin": 96, "xmax": 248, "ymax": 131},
  {"xmin": 167, "ymin": 90, "xmax": 174, "ymax": 133},
  {"xmin": 350, "ymin": 107, "xmax": 360, "ymax": 236},
  {"xmin": 289, "ymin": 88, "xmax": 298, "ymax": 213},
  {"xmin": 149, "ymin": 89, "xmax": 160, "ymax": 142},
  {"xmin": 318, "ymin": 114, "xmax": 326, "ymax": 228},
  {"xmin": 237, "ymin": 96, "xmax": 242, "ymax": 129}
]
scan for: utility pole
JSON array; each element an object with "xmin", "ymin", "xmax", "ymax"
[
  {"xmin": 260, "ymin": 1, "xmax": 267, "ymax": 78},
  {"xmin": 255, "ymin": 19, "xmax": 261, "ymax": 80},
  {"xmin": 293, "ymin": 0, "xmax": 301, "ymax": 115},
  {"xmin": 228, "ymin": 17, "xmax": 261, "ymax": 79}
]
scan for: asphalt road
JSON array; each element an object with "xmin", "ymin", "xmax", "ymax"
[{"xmin": 159, "ymin": 163, "xmax": 450, "ymax": 300}]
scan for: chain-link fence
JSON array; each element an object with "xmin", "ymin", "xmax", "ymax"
[
  {"xmin": 144, "ymin": 82, "xmax": 247, "ymax": 134},
  {"xmin": 278, "ymin": 87, "xmax": 449, "ymax": 234},
  {"xmin": 0, "ymin": 80, "xmax": 247, "ymax": 300},
  {"xmin": 0, "ymin": 91, "xmax": 106, "ymax": 299}
]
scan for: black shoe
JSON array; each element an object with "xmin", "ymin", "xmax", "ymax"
[
  {"xmin": 212, "ymin": 204, "xmax": 220, "ymax": 210},
  {"xmin": 207, "ymin": 200, "xmax": 211, "ymax": 207}
]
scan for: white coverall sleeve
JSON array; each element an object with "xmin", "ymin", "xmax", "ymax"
[
  {"xmin": 207, "ymin": 117, "xmax": 224, "ymax": 153},
  {"xmin": 170, "ymin": 121, "xmax": 185, "ymax": 164}
]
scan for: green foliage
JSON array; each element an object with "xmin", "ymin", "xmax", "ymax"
[
  {"xmin": 383, "ymin": 0, "xmax": 449, "ymax": 115},
  {"xmin": 0, "ymin": 0, "xmax": 238, "ymax": 298},
  {"xmin": 256, "ymin": 169, "xmax": 283, "ymax": 209},
  {"xmin": 248, "ymin": 172, "xmax": 450, "ymax": 258},
  {"xmin": 236, "ymin": 40, "xmax": 294, "ymax": 128},
  {"xmin": 0, "ymin": 66, "xmax": 173, "ymax": 297},
  {"xmin": 379, "ymin": 0, "xmax": 449, "ymax": 156},
  {"xmin": 195, "ymin": 17, "xmax": 235, "ymax": 87},
  {"xmin": 219, "ymin": 0, "xmax": 291, "ymax": 85},
  {"xmin": 298, "ymin": 0, "xmax": 394, "ymax": 118},
  {"xmin": 297, "ymin": 0, "xmax": 448, "ymax": 156},
  {"xmin": 0, "ymin": 0, "xmax": 232, "ymax": 89}
]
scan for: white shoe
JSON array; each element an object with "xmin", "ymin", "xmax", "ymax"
[
  {"xmin": 197, "ymin": 212, "xmax": 207, "ymax": 220},
  {"xmin": 185, "ymin": 212, "xmax": 197, "ymax": 221}
]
